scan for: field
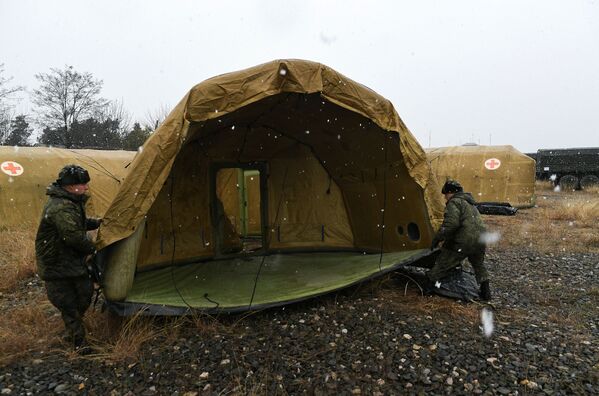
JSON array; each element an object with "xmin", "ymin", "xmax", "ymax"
[{"xmin": 0, "ymin": 183, "xmax": 597, "ymax": 394}]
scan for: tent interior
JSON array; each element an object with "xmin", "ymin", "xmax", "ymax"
[{"xmin": 103, "ymin": 92, "xmax": 437, "ymax": 314}]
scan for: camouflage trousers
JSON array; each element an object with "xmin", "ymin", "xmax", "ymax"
[
  {"xmin": 45, "ymin": 275, "xmax": 93, "ymax": 347},
  {"xmin": 427, "ymin": 247, "xmax": 488, "ymax": 284}
]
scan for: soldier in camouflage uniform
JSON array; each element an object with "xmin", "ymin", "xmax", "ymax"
[
  {"xmin": 429, "ymin": 180, "xmax": 491, "ymax": 300},
  {"xmin": 35, "ymin": 165, "xmax": 101, "ymax": 351}
]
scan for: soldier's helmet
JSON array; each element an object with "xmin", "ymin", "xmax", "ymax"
[
  {"xmin": 57, "ymin": 164, "xmax": 90, "ymax": 186},
  {"xmin": 441, "ymin": 179, "xmax": 463, "ymax": 194}
]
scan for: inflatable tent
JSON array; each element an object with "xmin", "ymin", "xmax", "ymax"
[
  {"xmin": 426, "ymin": 145, "xmax": 536, "ymax": 208},
  {"xmin": 0, "ymin": 146, "xmax": 136, "ymax": 231},
  {"xmin": 97, "ymin": 59, "xmax": 445, "ymax": 314}
]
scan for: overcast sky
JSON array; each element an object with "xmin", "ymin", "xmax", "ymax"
[{"xmin": 1, "ymin": 0, "xmax": 598, "ymax": 152}]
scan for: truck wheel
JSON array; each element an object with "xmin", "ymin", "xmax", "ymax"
[
  {"xmin": 558, "ymin": 175, "xmax": 578, "ymax": 191},
  {"xmin": 580, "ymin": 175, "xmax": 599, "ymax": 190}
]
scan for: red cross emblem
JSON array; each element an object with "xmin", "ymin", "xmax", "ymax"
[
  {"xmin": 1, "ymin": 161, "xmax": 24, "ymax": 176},
  {"xmin": 484, "ymin": 158, "xmax": 501, "ymax": 170}
]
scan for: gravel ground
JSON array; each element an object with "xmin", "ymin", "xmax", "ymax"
[{"xmin": 1, "ymin": 229, "xmax": 598, "ymax": 395}]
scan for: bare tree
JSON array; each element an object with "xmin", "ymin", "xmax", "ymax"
[
  {"xmin": 143, "ymin": 103, "xmax": 170, "ymax": 131},
  {"xmin": 0, "ymin": 63, "xmax": 24, "ymax": 101},
  {"xmin": 0, "ymin": 64, "xmax": 24, "ymax": 144},
  {"xmin": 94, "ymin": 98, "xmax": 132, "ymax": 136},
  {"xmin": 0, "ymin": 107, "xmax": 13, "ymax": 144},
  {"xmin": 32, "ymin": 65, "xmax": 108, "ymax": 147}
]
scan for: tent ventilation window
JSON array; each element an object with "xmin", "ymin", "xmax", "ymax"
[
  {"xmin": 407, "ymin": 223, "xmax": 420, "ymax": 241},
  {"xmin": 397, "ymin": 225, "xmax": 404, "ymax": 236}
]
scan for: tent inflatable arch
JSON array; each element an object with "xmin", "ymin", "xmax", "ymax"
[
  {"xmin": 0, "ymin": 146, "xmax": 135, "ymax": 231},
  {"xmin": 425, "ymin": 145, "xmax": 536, "ymax": 208},
  {"xmin": 97, "ymin": 59, "xmax": 444, "ymax": 314}
]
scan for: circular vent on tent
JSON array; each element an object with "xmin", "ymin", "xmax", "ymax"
[{"xmin": 407, "ymin": 222, "xmax": 420, "ymax": 241}]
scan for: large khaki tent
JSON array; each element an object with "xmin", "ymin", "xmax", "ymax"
[
  {"xmin": 426, "ymin": 145, "xmax": 536, "ymax": 208},
  {"xmin": 97, "ymin": 59, "xmax": 445, "ymax": 314},
  {"xmin": 0, "ymin": 146, "xmax": 136, "ymax": 231}
]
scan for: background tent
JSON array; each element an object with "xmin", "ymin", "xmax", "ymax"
[
  {"xmin": 97, "ymin": 59, "xmax": 445, "ymax": 314},
  {"xmin": 0, "ymin": 146, "xmax": 136, "ymax": 231},
  {"xmin": 426, "ymin": 145, "xmax": 536, "ymax": 208}
]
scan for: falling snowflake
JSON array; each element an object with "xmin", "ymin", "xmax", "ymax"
[
  {"xmin": 479, "ymin": 231, "xmax": 501, "ymax": 245},
  {"xmin": 481, "ymin": 308, "xmax": 494, "ymax": 337}
]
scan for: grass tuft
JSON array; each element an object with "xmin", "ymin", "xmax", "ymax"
[
  {"xmin": 87, "ymin": 310, "xmax": 166, "ymax": 362},
  {"xmin": 0, "ymin": 229, "xmax": 37, "ymax": 292}
]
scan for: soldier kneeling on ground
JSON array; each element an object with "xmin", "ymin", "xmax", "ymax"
[
  {"xmin": 428, "ymin": 179, "xmax": 491, "ymax": 301},
  {"xmin": 35, "ymin": 165, "xmax": 102, "ymax": 354}
]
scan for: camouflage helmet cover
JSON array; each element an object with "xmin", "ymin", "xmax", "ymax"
[
  {"xmin": 441, "ymin": 179, "xmax": 463, "ymax": 194},
  {"xmin": 57, "ymin": 164, "xmax": 90, "ymax": 186}
]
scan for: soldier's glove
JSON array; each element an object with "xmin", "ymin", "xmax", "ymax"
[{"xmin": 431, "ymin": 235, "xmax": 442, "ymax": 250}]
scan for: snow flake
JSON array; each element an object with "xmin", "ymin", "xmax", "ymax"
[
  {"xmin": 481, "ymin": 308, "xmax": 494, "ymax": 337},
  {"xmin": 479, "ymin": 231, "xmax": 501, "ymax": 245}
]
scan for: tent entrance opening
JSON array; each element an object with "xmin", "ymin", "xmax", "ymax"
[{"xmin": 213, "ymin": 166, "xmax": 266, "ymax": 256}]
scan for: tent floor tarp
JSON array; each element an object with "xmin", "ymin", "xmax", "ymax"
[{"xmin": 106, "ymin": 249, "xmax": 431, "ymax": 315}]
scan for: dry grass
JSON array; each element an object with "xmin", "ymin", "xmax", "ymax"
[
  {"xmin": 87, "ymin": 311, "xmax": 171, "ymax": 362},
  {"xmin": 85, "ymin": 310, "xmax": 236, "ymax": 363},
  {"xmin": 535, "ymin": 180, "xmax": 554, "ymax": 192},
  {"xmin": 0, "ymin": 294, "xmax": 61, "ymax": 365},
  {"xmin": 0, "ymin": 229, "xmax": 37, "ymax": 292},
  {"xmin": 376, "ymin": 283, "xmax": 480, "ymax": 323},
  {"xmin": 545, "ymin": 197, "xmax": 599, "ymax": 226},
  {"xmin": 487, "ymin": 188, "xmax": 599, "ymax": 253}
]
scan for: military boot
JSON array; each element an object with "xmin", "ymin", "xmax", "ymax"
[{"xmin": 479, "ymin": 280, "xmax": 491, "ymax": 301}]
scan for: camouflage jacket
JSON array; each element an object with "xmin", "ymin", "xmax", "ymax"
[
  {"xmin": 435, "ymin": 192, "xmax": 486, "ymax": 253},
  {"xmin": 35, "ymin": 183, "xmax": 100, "ymax": 280}
]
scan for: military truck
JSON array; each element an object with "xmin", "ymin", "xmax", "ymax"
[{"xmin": 535, "ymin": 147, "xmax": 599, "ymax": 190}]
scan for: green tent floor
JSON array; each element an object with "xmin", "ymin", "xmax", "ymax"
[{"xmin": 116, "ymin": 249, "xmax": 430, "ymax": 314}]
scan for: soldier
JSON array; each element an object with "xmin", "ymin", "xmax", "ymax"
[
  {"xmin": 429, "ymin": 180, "xmax": 491, "ymax": 301},
  {"xmin": 35, "ymin": 165, "xmax": 101, "ymax": 352}
]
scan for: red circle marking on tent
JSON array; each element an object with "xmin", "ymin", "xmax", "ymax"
[
  {"xmin": 1, "ymin": 161, "xmax": 24, "ymax": 176},
  {"xmin": 484, "ymin": 158, "xmax": 501, "ymax": 170}
]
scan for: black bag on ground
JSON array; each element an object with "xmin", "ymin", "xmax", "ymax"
[{"xmin": 475, "ymin": 202, "xmax": 518, "ymax": 216}]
